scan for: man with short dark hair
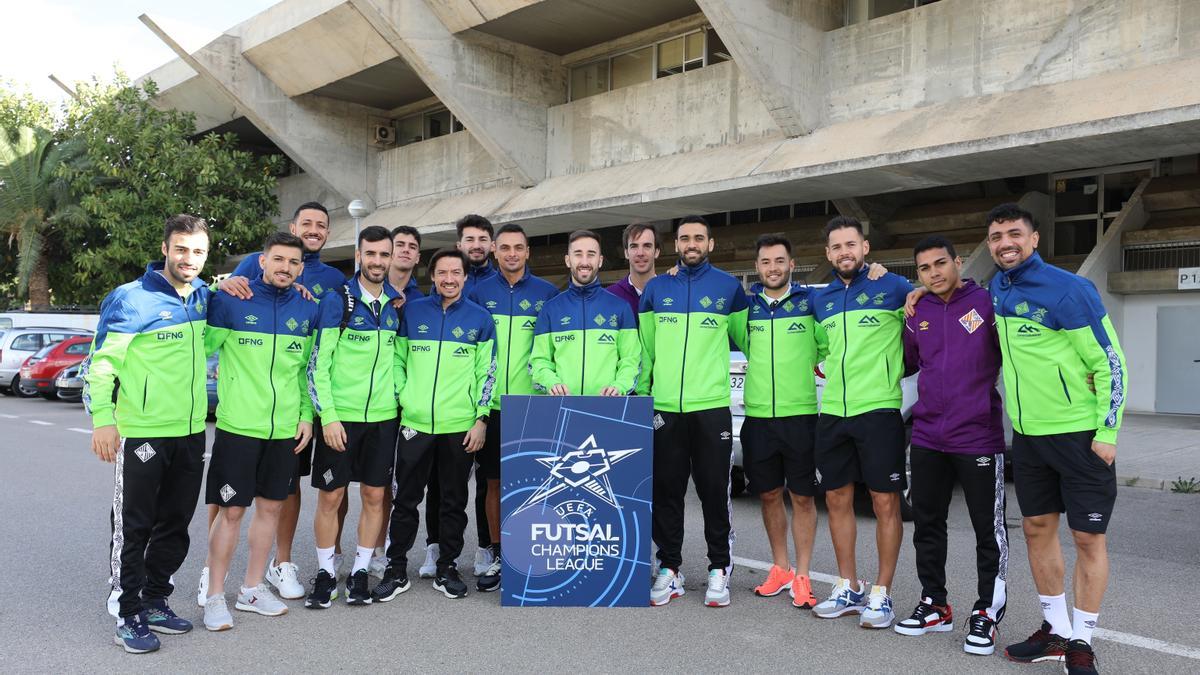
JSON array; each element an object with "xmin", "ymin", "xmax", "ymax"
[
  {"xmin": 456, "ymin": 214, "xmax": 498, "ymax": 295},
  {"xmin": 531, "ymin": 229, "xmax": 640, "ymax": 398},
  {"xmin": 306, "ymin": 225, "xmax": 404, "ymax": 608},
  {"xmin": 893, "ymin": 234, "xmax": 1008, "ymax": 655},
  {"xmin": 209, "ymin": 200, "xmax": 347, "ymax": 603},
  {"xmin": 389, "ymin": 225, "xmax": 423, "ymax": 303},
  {"xmin": 468, "ymin": 222, "xmax": 559, "ymax": 591},
  {"xmin": 607, "ymin": 222, "xmax": 660, "ymax": 321},
  {"xmin": 985, "ymin": 204, "xmax": 1127, "ymax": 675},
  {"xmin": 811, "ymin": 216, "xmax": 913, "ymax": 629},
  {"xmin": 374, "ymin": 248, "xmax": 497, "ymax": 601},
  {"xmin": 200, "ymin": 231, "xmax": 321, "ymax": 630},
  {"xmin": 638, "ymin": 215, "xmax": 748, "ymax": 608},
  {"xmin": 85, "ymin": 214, "xmax": 212, "ymax": 653}
]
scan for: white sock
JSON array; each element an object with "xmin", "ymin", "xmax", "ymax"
[
  {"xmin": 1038, "ymin": 593, "xmax": 1073, "ymax": 638},
  {"xmin": 1072, "ymin": 608, "xmax": 1099, "ymax": 644},
  {"xmin": 317, "ymin": 546, "xmax": 336, "ymax": 575},
  {"xmin": 353, "ymin": 545, "xmax": 374, "ymax": 573}
]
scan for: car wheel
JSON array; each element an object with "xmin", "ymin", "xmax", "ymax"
[
  {"xmin": 12, "ymin": 376, "xmax": 36, "ymax": 398},
  {"xmin": 730, "ymin": 466, "xmax": 747, "ymax": 498}
]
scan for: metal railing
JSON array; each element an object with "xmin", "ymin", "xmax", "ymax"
[{"xmin": 1122, "ymin": 241, "xmax": 1200, "ymax": 271}]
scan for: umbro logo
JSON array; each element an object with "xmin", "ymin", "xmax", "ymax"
[
  {"xmin": 1088, "ymin": 512, "xmax": 1103, "ymax": 522},
  {"xmin": 597, "ymin": 333, "xmax": 615, "ymax": 344},
  {"xmin": 486, "ymin": 300, "xmax": 498, "ymax": 309},
  {"xmin": 158, "ymin": 310, "xmax": 173, "ymax": 320},
  {"xmin": 244, "ymin": 315, "xmax": 258, "ymax": 325},
  {"xmin": 418, "ymin": 324, "xmax": 429, "ymax": 334},
  {"xmin": 1017, "ymin": 324, "xmax": 1040, "ymax": 335},
  {"xmin": 720, "ymin": 431, "xmax": 731, "ymax": 440},
  {"xmin": 890, "ymin": 473, "xmax": 901, "ymax": 482},
  {"xmin": 662, "ymin": 298, "xmax": 674, "ymax": 307},
  {"xmin": 560, "ymin": 316, "xmax": 572, "ymax": 325},
  {"xmin": 133, "ymin": 443, "xmax": 155, "ymax": 463},
  {"xmin": 858, "ymin": 316, "xmax": 881, "ymax": 326},
  {"xmin": 976, "ymin": 456, "xmax": 991, "ymax": 466},
  {"xmin": 219, "ymin": 484, "xmax": 236, "ymax": 503}
]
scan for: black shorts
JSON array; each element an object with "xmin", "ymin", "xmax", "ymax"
[
  {"xmin": 476, "ymin": 410, "xmax": 501, "ymax": 481},
  {"xmin": 815, "ymin": 409, "xmax": 907, "ymax": 493},
  {"xmin": 741, "ymin": 415, "xmax": 819, "ymax": 496},
  {"xmin": 311, "ymin": 418, "xmax": 398, "ymax": 490},
  {"xmin": 1012, "ymin": 430, "xmax": 1116, "ymax": 534},
  {"xmin": 205, "ymin": 428, "xmax": 298, "ymax": 506}
]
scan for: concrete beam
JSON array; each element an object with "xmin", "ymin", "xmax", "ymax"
[
  {"xmin": 1108, "ymin": 269, "xmax": 1199, "ymax": 295},
  {"xmin": 1079, "ymin": 178, "xmax": 1152, "ymax": 330},
  {"xmin": 140, "ymin": 14, "xmax": 378, "ymax": 207},
  {"xmin": 350, "ymin": 0, "xmax": 565, "ymax": 188},
  {"xmin": 695, "ymin": 0, "xmax": 840, "ymax": 137}
]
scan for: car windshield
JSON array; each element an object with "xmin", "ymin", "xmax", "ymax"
[{"xmin": 32, "ymin": 344, "xmax": 56, "ymax": 358}]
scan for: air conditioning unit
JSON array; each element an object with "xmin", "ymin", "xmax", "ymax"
[{"xmin": 372, "ymin": 123, "xmax": 396, "ymax": 147}]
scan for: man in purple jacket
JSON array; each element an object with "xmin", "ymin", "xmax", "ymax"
[
  {"xmin": 894, "ymin": 235, "xmax": 1009, "ymax": 657},
  {"xmin": 606, "ymin": 223, "xmax": 660, "ymax": 321}
]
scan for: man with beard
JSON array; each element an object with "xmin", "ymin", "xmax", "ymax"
[
  {"xmin": 637, "ymin": 215, "xmax": 748, "ymax": 608},
  {"xmin": 531, "ymin": 229, "xmax": 640, "ymax": 397},
  {"xmin": 208, "ymin": 201, "xmax": 347, "ymax": 603},
  {"xmin": 457, "ymin": 213, "xmax": 498, "ymax": 295},
  {"xmin": 85, "ymin": 215, "xmax": 212, "ymax": 653},
  {"xmin": 467, "ymin": 223, "xmax": 559, "ymax": 591},
  {"xmin": 373, "ymin": 249, "xmax": 497, "ymax": 601},
  {"xmin": 306, "ymin": 226, "xmax": 404, "ymax": 608},
  {"xmin": 607, "ymin": 223, "xmax": 660, "ymax": 322},
  {"xmin": 810, "ymin": 216, "xmax": 913, "ymax": 630},
  {"xmin": 199, "ymin": 232, "xmax": 320, "ymax": 631},
  {"xmin": 986, "ymin": 204, "xmax": 1126, "ymax": 675}
]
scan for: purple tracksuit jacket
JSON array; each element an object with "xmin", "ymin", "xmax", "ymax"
[
  {"xmin": 903, "ymin": 280, "xmax": 1005, "ymax": 455},
  {"xmin": 605, "ymin": 275, "xmax": 642, "ymax": 323}
]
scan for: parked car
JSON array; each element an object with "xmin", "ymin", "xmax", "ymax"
[
  {"xmin": 0, "ymin": 327, "xmax": 93, "ymax": 396},
  {"xmin": 55, "ymin": 364, "xmax": 85, "ymax": 402},
  {"xmin": 19, "ymin": 336, "xmax": 93, "ymax": 399}
]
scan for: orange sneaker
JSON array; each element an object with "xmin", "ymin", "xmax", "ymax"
[
  {"xmin": 790, "ymin": 574, "xmax": 818, "ymax": 609},
  {"xmin": 754, "ymin": 565, "xmax": 795, "ymax": 597}
]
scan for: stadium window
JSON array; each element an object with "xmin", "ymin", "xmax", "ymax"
[
  {"xmin": 759, "ymin": 205, "xmax": 792, "ymax": 222},
  {"xmin": 611, "ymin": 46, "xmax": 654, "ymax": 90},
  {"xmin": 568, "ymin": 26, "xmax": 734, "ymax": 101},
  {"xmin": 730, "ymin": 209, "xmax": 759, "ymax": 226},
  {"xmin": 570, "ymin": 60, "xmax": 609, "ymax": 101}
]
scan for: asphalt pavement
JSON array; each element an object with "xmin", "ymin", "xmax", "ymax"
[{"xmin": 1, "ymin": 395, "xmax": 1198, "ymax": 674}]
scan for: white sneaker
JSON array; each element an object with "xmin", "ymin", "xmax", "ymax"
[
  {"xmin": 266, "ymin": 559, "xmax": 305, "ymax": 599},
  {"xmin": 473, "ymin": 547, "xmax": 494, "ymax": 577},
  {"xmin": 859, "ymin": 585, "xmax": 896, "ymax": 629},
  {"xmin": 419, "ymin": 544, "xmax": 439, "ymax": 578},
  {"xmin": 368, "ymin": 554, "xmax": 388, "ymax": 578},
  {"xmin": 705, "ymin": 569, "xmax": 731, "ymax": 607},
  {"xmin": 203, "ymin": 594, "xmax": 233, "ymax": 631},
  {"xmin": 650, "ymin": 567, "xmax": 685, "ymax": 606},
  {"xmin": 235, "ymin": 583, "xmax": 288, "ymax": 616},
  {"xmin": 197, "ymin": 567, "xmax": 209, "ymax": 607}
]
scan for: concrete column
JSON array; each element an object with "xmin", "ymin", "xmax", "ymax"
[
  {"xmin": 140, "ymin": 15, "xmax": 377, "ymax": 208},
  {"xmin": 351, "ymin": 0, "xmax": 566, "ymax": 188},
  {"xmin": 695, "ymin": 0, "xmax": 840, "ymax": 137}
]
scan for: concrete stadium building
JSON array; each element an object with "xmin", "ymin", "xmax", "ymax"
[{"xmin": 137, "ymin": 0, "xmax": 1200, "ymax": 415}]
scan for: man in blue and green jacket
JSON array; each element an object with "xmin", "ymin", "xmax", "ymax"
[{"xmin": 84, "ymin": 215, "xmax": 212, "ymax": 653}]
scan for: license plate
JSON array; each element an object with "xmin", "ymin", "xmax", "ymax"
[{"xmin": 729, "ymin": 374, "xmax": 744, "ymax": 390}]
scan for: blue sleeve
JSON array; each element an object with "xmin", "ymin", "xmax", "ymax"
[
  {"xmin": 316, "ymin": 290, "xmax": 344, "ymax": 331},
  {"xmin": 206, "ymin": 292, "xmax": 232, "ymax": 329},
  {"xmin": 232, "ymin": 254, "xmax": 262, "ymax": 280},
  {"xmin": 637, "ymin": 281, "xmax": 654, "ymax": 314}
]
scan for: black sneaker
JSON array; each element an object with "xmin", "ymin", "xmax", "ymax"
[
  {"xmin": 305, "ymin": 569, "xmax": 338, "ymax": 609},
  {"xmin": 346, "ymin": 569, "xmax": 372, "ymax": 605},
  {"xmin": 143, "ymin": 598, "xmax": 193, "ymax": 634},
  {"xmin": 434, "ymin": 565, "xmax": 468, "ymax": 599},
  {"xmin": 477, "ymin": 546, "xmax": 502, "ymax": 593},
  {"xmin": 1064, "ymin": 639, "xmax": 1100, "ymax": 674},
  {"xmin": 371, "ymin": 566, "xmax": 411, "ymax": 603},
  {"xmin": 1005, "ymin": 621, "xmax": 1068, "ymax": 663},
  {"xmin": 963, "ymin": 610, "xmax": 997, "ymax": 655},
  {"xmin": 893, "ymin": 597, "xmax": 953, "ymax": 636}
]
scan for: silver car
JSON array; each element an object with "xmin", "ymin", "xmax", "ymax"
[{"xmin": 0, "ymin": 327, "xmax": 93, "ymax": 396}]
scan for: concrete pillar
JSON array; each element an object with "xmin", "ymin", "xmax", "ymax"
[
  {"xmin": 351, "ymin": 0, "xmax": 566, "ymax": 188},
  {"xmin": 695, "ymin": 0, "xmax": 841, "ymax": 137},
  {"xmin": 140, "ymin": 15, "xmax": 377, "ymax": 208}
]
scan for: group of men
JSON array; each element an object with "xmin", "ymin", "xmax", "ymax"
[{"xmin": 84, "ymin": 201, "xmax": 1124, "ymax": 675}]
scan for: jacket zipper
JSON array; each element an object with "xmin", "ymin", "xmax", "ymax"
[
  {"xmin": 840, "ymin": 284, "xmax": 850, "ymax": 416},
  {"xmin": 679, "ymin": 273, "xmax": 692, "ymax": 412},
  {"xmin": 266, "ymin": 294, "xmax": 279, "ymax": 438},
  {"xmin": 769, "ymin": 301, "xmax": 777, "ymax": 418},
  {"xmin": 184, "ymin": 296, "xmax": 196, "ymax": 433},
  {"xmin": 362, "ymin": 296, "xmax": 382, "ymax": 420},
  {"xmin": 938, "ymin": 300, "xmax": 948, "ymax": 443},
  {"xmin": 506, "ymin": 284, "xmax": 515, "ymax": 396},
  {"xmin": 430, "ymin": 306, "xmax": 447, "ymax": 432},
  {"xmin": 1000, "ymin": 285, "xmax": 1023, "ymax": 430},
  {"xmin": 580, "ymin": 289, "xmax": 587, "ymax": 394}
]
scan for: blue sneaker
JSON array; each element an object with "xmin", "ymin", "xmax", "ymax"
[
  {"xmin": 144, "ymin": 599, "xmax": 193, "ymax": 634},
  {"xmin": 812, "ymin": 577, "xmax": 867, "ymax": 618},
  {"xmin": 860, "ymin": 585, "xmax": 895, "ymax": 628},
  {"xmin": 114, "ymin": 613, "xmax": 161, "ymax": 654}
]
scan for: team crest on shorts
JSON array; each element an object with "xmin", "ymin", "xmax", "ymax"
[
  {"xmin": 652, "ymin": 414, "xmax": 665, "ymax": 430},
  {"xmin": 220, "ymin": 484, "xmax": 236, "ymax": 502},
  {"xmin": 323, "ymin": 469, "xmax": 334, "ymax": 485},
  {"xmin": 402, "ymin": 426, "xmax": 418, "ymax": 440},
  {"xmin": 133, "ymin": 443, "xmax": 156, "ymax": 463},
  {"xmin": 959, "ymin": 309, "xmax": 984, "ymax": 334}
]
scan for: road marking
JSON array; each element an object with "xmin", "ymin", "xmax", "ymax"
[
  {"xmin": 29, "ymin": 420, "xmax": 53, "ymax": 426},
  {"xmin": 0, "ymin": 414, "xmax": 18, "ymax": 419},
  {"xmin": 734, "ymin": 555, "xmax": 1200, "ymax": 660},
  {"xmin": 68, "ymin": 427, "xmax": 92, "ymax": 434}
]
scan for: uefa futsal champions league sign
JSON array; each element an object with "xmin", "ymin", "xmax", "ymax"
[{"xmin": 499, "ymin": 395, "xmax": 653, "ymax": 607}]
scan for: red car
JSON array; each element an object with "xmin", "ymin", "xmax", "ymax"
[{"xmin": 19, "ymin": 336, "xmax": 93, "ymax": 400}]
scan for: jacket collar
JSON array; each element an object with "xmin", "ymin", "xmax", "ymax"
[
  {"xmin": 568, "ymin": 278, "xmax": 603, "ymax": 298},
  {"xmin": 346, "ymin": 272, "xmax": 397, "ymax": 301},
  {"xmin": 143, "ymin": 261, "xmax": 206, "ymax": 296},
  {"xmin": 748, "ymin": 281, "xmax": 803, "ymax": 305},
  {"xmin": 675, "ymin": 259, "xmax": 712, "ymax": 278},
  {"xmin": 996, "ymin": 251, "xmax": 1045, "ymax": 287},
  {"xmin": 495, "ymin": 265, "xmax": 532, "ymax": 288},
  {"xmin": 469, "ymin": 260, "xmax": 496, "ymax": 280},
  {"xmin": 918, "ymin": 278, "xmax": 980, "ymax": 307},
  {"xmin": 302, "ymin": 250, "xmax": 322, "ymax": 265},
  {"xmin": 248, "ymin": 276, "xmax": 294, "ymax": 299}
]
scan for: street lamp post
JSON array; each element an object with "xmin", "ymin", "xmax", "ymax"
[{"xmin": 347, "ymin": 199, "xmax": 373, "ymax": 272}]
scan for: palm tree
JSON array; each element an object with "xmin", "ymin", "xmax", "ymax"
[{"xmin": 0, "ymin": 126, "xmax": 86, "ymax": 309}]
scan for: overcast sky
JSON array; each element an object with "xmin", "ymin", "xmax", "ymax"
[{"xmin": 1, "ymin": 0, "xmax": 278, "ymax": 103}]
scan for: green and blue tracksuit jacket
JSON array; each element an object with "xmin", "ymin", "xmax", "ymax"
[
  {"xmin": 468, "ymin": 267, "xmax": 559, "ymax": 410},
  {"xmin": 530, "ymin": 279, "xmax": 641, "ymax": 396},
  {"xmin": 744, "ymin": 283, "xmax": 819, "ymax": 418}
]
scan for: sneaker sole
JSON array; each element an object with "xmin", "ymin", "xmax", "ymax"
[
  {"xmin": 705, "ymin": 597, "xmax": 731, "ymax": 607},
  {"xmin": 650, "ymin": 590, "xmax": 684, "ymax": 606},
  {"xmin": 860, "ymin": 617, "xmax": 895, "ymax": 629},
  {"xmin": 234, "ymin": 601, "xmax": 288, "ymax": 616},
  {"xmin": 813, "ymin": 606, "xmax": 865, "ymax": 618},
  {"xmin": 147, "ymin": 623, "xmax": 191, "ymax": 635},
  {"xmin": 433, "ymin": 582, "xmax": 467, "ymax": 599},
  {"xmin": 1004, "ymin": 652, "xmax": 1065, "ymax": 664},
  {"xmin": 114, "ymin": 636, "xmax": 159, "ymax": 653},
  {"xmin": 372, "ymin": 581, "xmax": 411, "ymax": 603},
  {"xmin": 894, "ymin": 622, "xmax": 954, "ymax": 636},
  {"xmin": 477, "ymin": 581, "xmax": 501, "ymax": 593},
  {"xmin": 345, "ymin": 597, "xmax": 373, "ymax": 605},
  {"xmin": 792, "ymin": 598, "xmax": 817, "ymax": 609},
  {"xmin": 304, "ymin": 600, "xmax": 332, "ymax": 609},
  {"xmin": 754, "ymin": 583, "xmax": 792, "ymax": 597},
  {"xmin": 204, "ymin": 622, "xmax": 233, "ymax": 632},
  {"xmin": 964, "ymin": 642, "xmax": 996, "ymax": 656}
]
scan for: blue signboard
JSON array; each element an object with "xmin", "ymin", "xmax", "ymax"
[{"xmin": 499, "ymin": 395, "xmax": 653, "ymax": 607}]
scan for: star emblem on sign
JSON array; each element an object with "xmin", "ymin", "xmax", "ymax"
[{"xmin": 513, "ymin": 435, "xmax": 641, "ymax": 514}]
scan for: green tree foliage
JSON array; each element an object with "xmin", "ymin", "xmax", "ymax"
[{"xmin": 56, "ymin": 77, "xmax": 282, "ymax": 303}]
